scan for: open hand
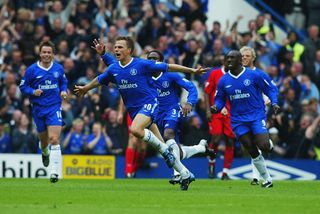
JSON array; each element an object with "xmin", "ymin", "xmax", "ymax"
[
  {"xmin": 74, "ymin": 85, "xmax": 87, "ymax": 97},
  {"xmin": 193, "ymin": 67, "xmax": 211, "ymax": 74},
  {"xmin": 91, "ymin": 38, "xmax": 106, "ymax": 55}
]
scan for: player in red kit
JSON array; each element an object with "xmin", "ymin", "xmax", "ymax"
[{"xmin": 204, "ymin": 62, "xmax": 235, "ymax": 180}]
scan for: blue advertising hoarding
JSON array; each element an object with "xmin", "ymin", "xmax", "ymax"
[{"xmin": 115, "ymin": 157, "xmax": 320, "ymax": 180}]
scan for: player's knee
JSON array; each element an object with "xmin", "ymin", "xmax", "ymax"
[
  {"xmin": 130, "ymin": 126, "xmax": 144, "ymax": 139},
  {"xmin": 49, "ymin": 136, "xmax": 59, "ymax": 145},
  {"xmin": 259, "ymin": 141, "xmax": 271, "ymax": 153},
  {"xmin": 163, "ymin": 129, "xmax": 175, "ymax": 141}
]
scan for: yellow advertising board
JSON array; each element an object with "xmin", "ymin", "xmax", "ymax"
[{"xmin": 63, "ymin": 155, "xmax": 115, "ymax": 179}]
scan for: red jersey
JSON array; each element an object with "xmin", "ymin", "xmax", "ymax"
[{"xmin": 204, "ymin": 67, "xmax": 230, "ymax": 118}]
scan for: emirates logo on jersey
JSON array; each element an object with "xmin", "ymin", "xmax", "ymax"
[
  {"xmin": 244, "ymin": 79, "xmax": 251, "ymax": 86},
  {"xmin": 162, "ymin": 81, "xmax": 169, "ymax": 88},
  {"xmin": 130, "ymin": 69, "xmax": 137, "ymax": 75}
]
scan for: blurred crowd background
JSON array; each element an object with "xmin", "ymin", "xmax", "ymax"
[{"xmin": 0, "ymin": 0, "xmax": 319, "ymax": 160}]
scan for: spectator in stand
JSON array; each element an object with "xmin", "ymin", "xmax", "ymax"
[
  {"xmin": 0, "ymin": 30, "xmax": 13, "ymax": 63},
  {"xmin": 0, "ymin": 83, "xmax": 22, "ymax": 124},
  {"xmin": 76, "ymin": 66, "xmax": 96, "ymax": 86},
  {"xmin": 182, "ymin": 114, "xmax": 207, "ymax": 147},
  {"xmin": 85, "ymin": 121, "xmax": 113, "ymax": 155},
  {"xmin": 306, "ymin": 0, "xmax": 320, "ymax": 27},
  {"xmin": 104, "ymin": 109, "xmax": 125, "ymax": 155},
  {"xmin": 268, "ymin": 127, "xmax": 287, "ymax": 158},
  {"xmin": 306, "ymin": 115, "xmax": 320, "ymax": 159},
  {"xmin": 303, "ymin": 25, "xmax": 320, "ymax": 84},
  {"xmin": 276, "ymin": 87, "xmax": 301, "ymax": 145},
  {"xmin": 278, "ymin": 31, "xmax": 304, "ymax": 63},
  {"xmin": 308, "ymin": 98, "xmax": 320, "ymax": 115},
  {"xmin": 63, "ymin": 58, "xmax": 77, "ymax": 90},
  {"xmin": 59, "ymin": 22, "xmax": 80, "ymax": 52},
  {"xmin": 285, "ymin": 113, "xmax": 315, "ymax": 159},
  {"xmin": 209, "ymin": 21, "xmax": 222, "ymax": 43},
  {"xmin": 255, "ymin": 13, "xmax": 273, "ymax": 39},
  {"xmin": 33, "ymin": 2, "xmax": 46, "ymax": 26},
  {"xmin": 299, "ymin": 74, "xmax": 320, "ymax": 102},
  {"xmin": 11, "ymin": 113, "xmax": 37, "ymax": 153},
  {"xmin": 185, "ymin": 19, "xmax": 208, "ymax": 49},
  {"xmin": 312, "ymin": 50, "xmax": 320, "ymax": 90},
  {"xmin": 55, "ymin": 39, "xmax": 69, "ymax": 63},
  {"xmin": 63, "ymin": 118, "xmax": 86, "ymax": 154},
  {"xmin": 284, "ymin": 0, "xmax": 307, "ymax": 30},
  {"xmin": 0, "ymin": 118, "xmax": 11, "ymax": 153},
  {"xmin": 8, "ymin": 109, "xmax": 22, "ymax": 136},
  {"xmin": 46, "ymin": 17, "xmax": 65, "ymax": 45},
  {"xmin": 169, "ymin": 0, "xmax": 207, "ymax": 30},
  {"xmin": 46, "ymin": 0, "xmax": 77, "ymax": 30}
]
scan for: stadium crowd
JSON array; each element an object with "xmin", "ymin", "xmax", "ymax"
[{"xmin": 0, "ymin": 0, "xmax": 320, "ymax": 161}]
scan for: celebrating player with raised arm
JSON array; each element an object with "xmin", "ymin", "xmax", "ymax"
[
  {"xmin": 211, "ymin": 50, "xmax": 280, "ymax": 188},
  {"xmin": 19, "ymin": 41, "xmax": 68, "ymax": 183},
  {"xmin": 75, "ymin": 37, "xmax": 208, "ymax": 190}
]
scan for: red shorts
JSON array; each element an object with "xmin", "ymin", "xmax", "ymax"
[{"xmin": 208, "ymin": 116, "xmax": 235, "ymax": 139}]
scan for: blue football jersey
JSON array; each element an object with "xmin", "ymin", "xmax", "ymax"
[
  {"xmin": 97, "ymin": 57, "xmax": 168, "ymax": 110},
  {"xmin": 86, "ymin": 134, "xmax": 108, "ymax": 155},
  {"xmin": 152, "ymin": 72, "xmax": 198, "ymax": 112},
  {"xmin": 63, "ymin": 133, "xmax": 85, "ymax": 154},
  {"xmin": 19, "ymin": 61, "xmax": 68, "ymax": 106},
  {"xmin": 215, "ymin": 67, "xmax": 278, "ymax": 122}
]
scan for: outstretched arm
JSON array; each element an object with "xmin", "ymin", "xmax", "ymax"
[
  {"xmin": 168, "ymin": 64, "xmax": 209, "ymax": 74},
  {"xmin": 74, "ymin": 77, "xmax": 100, "ymax": 97}
]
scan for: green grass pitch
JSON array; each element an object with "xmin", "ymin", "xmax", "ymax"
[{"xmin": 0, "ymin": 179, "xmax": 319, "ymax": 214}]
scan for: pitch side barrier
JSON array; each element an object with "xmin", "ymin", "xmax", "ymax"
[{"xmin": 0, "ymin": 154, "xmax": 319, "ymax": 180}]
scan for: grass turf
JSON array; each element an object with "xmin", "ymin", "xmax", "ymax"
[{"xmin": 0, "ymin": 179, "xmax": 319, "ymax": 214}]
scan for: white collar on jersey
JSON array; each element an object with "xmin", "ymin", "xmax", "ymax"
[
  {"xmin": 228, "ymin": 67, "xmax": 246, "ymax": 79},
  {"xmin": 37, "ymin": 61, "xmax": 53, "ymax": 71},
  {"xmin": 118, "ymin": 57, "xmax": 133, "ymax": 68},
  {"xmin": 152, "ymin": 72, "xmax": 163, "ymax": 80},
  {"xmin": 221, "ymin": 66, "xmax": 226, "ymax": 74}
]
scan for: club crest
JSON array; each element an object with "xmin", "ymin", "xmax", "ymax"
[{"xmin": 243, "ymin": 79, "xmax": 251, "ymax": 86}]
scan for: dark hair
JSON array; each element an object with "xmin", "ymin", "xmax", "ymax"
[
  {"xmin": 116, "ymin": 36, "xmax": 135, "ymax": 54},
  {"xmin": 39, "ymin": 41, "xmax": 55, "ymax": 54},
  {"xmin": 213, "ymin": 21, "xmax": 221, "ymax": 26},
  {"xmin": 146, "ymin": 50, "xmax": 164, "ymax": 62}
]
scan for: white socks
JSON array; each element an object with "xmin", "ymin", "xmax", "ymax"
[
  {"xmin": 50, "ymin": 144, "xmax": 62, "ymax": 176},
  {"xmin": 252, "ymin": 154, "xmax": 272, "ymax": 182},
  {"xmin": 252, "ymin": 149, "xmax": 261, "ymax": 180},
  {"xmin": 251, "ymin": 160, "xmax": 260, "ymax": 181},
  {"xmin": 181, "ymin": 143, "xmax": 206, "ymax": 159},
  {"xmin": 143, "ymin": 129, "xmax": 168, "ymax": 154},
  {"xmin": 166, "ymin": 139, "xmax": 190, "ymax": 179}
]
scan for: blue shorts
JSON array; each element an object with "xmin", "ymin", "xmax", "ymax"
[
  {"xmin": 156, "ymin": 107, "xmax": 180, "ymax": 132},
  {"xmin": 156, "ymin": 107, "xmax": 181, "ymax": 142},
  {"xmin": 127, "ymin": 99, "xmax": 159, "ymax": 123},
  {"xmin": 231, "ymin": 117, "xmax": 268, "ymax": 138},
  {"xmin": 32, "ymin": 104, "xmax": 65, "ymax": 133}
]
